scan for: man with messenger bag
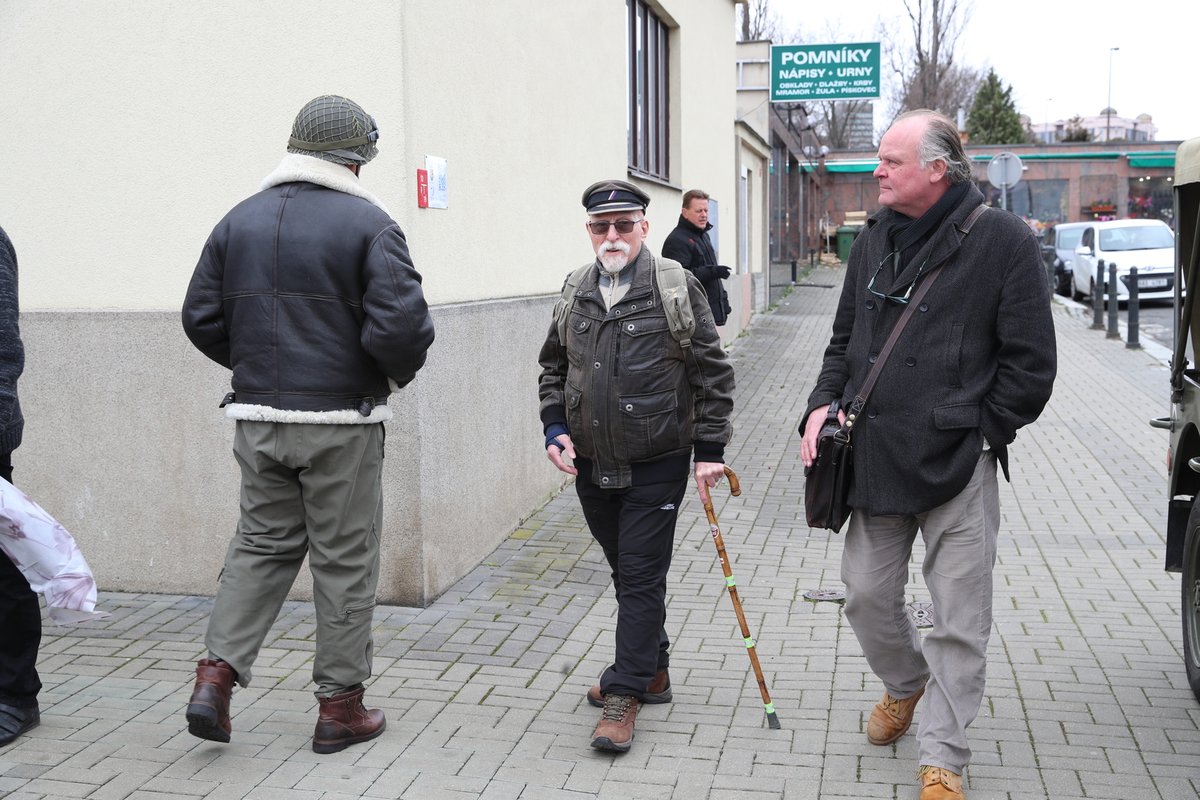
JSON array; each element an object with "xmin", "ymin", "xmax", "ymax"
[{"xmin": 799, "ymin": 110, "xmax": 1056, "ymax": 799}]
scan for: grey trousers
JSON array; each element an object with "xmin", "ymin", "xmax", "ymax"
[
  {"xmin": 205, "ymin": 421, "xmax": 384, "ymax": 696},
  {"xmin": 842, "ymin": 451, "xmax": 999, "ymax": 773}
]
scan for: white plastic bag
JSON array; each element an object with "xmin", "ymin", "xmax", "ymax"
[{"xmin": 0, "ymin": 478, "xmax": 106, "ymax": 624}]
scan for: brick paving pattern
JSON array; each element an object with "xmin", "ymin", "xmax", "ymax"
[{"xmin": 2, "ymin": 267, "xmax": 1197, "ymax": 799}]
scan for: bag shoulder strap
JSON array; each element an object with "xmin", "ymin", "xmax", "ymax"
[{"xmin": 844, "ymin": 203, "xmax": 987, "ymax": 431}]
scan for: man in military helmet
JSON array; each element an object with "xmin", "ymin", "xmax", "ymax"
[
  {"xmin": 182, "ymin": 95, "xmax": 434, "ymax": 754},
  {"xmin": 537, "ymin": 179, "xmax": 734, "ymax": 753}
]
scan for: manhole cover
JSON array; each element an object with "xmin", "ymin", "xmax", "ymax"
[
  {"xmin": 803, "ymin": 588, "xmax": 845, "ymax": 603},
  {"xmin": 907, "ymin": 602, "xmax": 934, "ymax": 628}
]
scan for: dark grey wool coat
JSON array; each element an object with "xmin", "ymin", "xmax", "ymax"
[{"xmin": 804, "ymin": 184, "xmax": 1057, "ymax": 516}]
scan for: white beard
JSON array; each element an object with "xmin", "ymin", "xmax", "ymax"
[{"xmin": 596, "ymin": 241, "xmax": 632, "ymax": 274}]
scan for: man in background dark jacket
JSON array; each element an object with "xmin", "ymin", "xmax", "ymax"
[
  {"xmin": 662, "ymin": 189, "xmax": 731, "ymax": 325},
  {"xmin": 182, "ymin": 95, "xmax": 434, "ymax": 755},
  {"xmin": 0, "ymin": 224, "xmax": 37, "ymax": 748}
]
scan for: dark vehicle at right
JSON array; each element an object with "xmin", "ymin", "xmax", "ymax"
[{"xmin": 1155, "ymin": 135, "xmax": 1200, "ymax": 703}]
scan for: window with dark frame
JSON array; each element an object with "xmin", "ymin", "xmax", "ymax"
[{"xmin": 627, "ymin": 0, "xmax": 669, "ymax": 181}]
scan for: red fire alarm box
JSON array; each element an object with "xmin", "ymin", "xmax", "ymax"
[{"xmin": 416, "ymin": 169, "xmax": 429, "ymax": 208}]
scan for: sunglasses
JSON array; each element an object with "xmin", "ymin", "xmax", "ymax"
[
  {"xmin": 587, "ymin": 218, "xmax": 643, "ymax": 235},
  {"xmin": 867, "ymin": 251, "xmax": 930, "ymax": 305}
]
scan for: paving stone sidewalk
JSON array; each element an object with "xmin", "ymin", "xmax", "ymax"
[{"xmin": 2, "ymin": 268, "xmax": 1197, "ymax": 800}]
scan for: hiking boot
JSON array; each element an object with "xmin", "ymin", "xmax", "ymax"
[
  {"xmin": 590, "ymin": 693, "xmax": 639, "ymax": 753},
  {"xmin": 586, "ymin": 669, "xmax": 671, "ymax": 708},
  {"xmin": 185, "ymin": 659, "xmax": 236, "ymax": 743},
  {"xmin": 866, "ymin": 685, "xmax": 925, "ymax": 745},
  {"xmin": 919, "ymin": 766, "xmax": 965, "ymax": 799},
  {"xmin": 312, "ymin": 687, "xmax": 386, "ymax": 754}
]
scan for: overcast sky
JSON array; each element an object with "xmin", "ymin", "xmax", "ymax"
[{"xmin": 772, "ymin": 0, "xmax": 1197, "ymax": 143}]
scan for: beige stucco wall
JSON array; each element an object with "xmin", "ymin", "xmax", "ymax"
[{"xmin": 0, "ymin": 0, "xmax": 752, "ymax": 605}]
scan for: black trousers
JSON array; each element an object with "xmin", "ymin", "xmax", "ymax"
[
  {"xmin": 576, "ymin": 476, "xmax": 687, "ymax": 699},
  {"xmin": 0, "ymin": 454, "xmax": 41, "ymax": 707}
]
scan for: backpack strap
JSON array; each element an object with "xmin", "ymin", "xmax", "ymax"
[
  {"xmin": 652, "ymin": 254, "xmax": 696, "ymax": 349},
  {"xmin": 554, "ymin": 256, "xmax": 697, "ymax": 348},
  {"xmin": 553, "ymin": 262, "xmax": 593, "ymax": 345}
]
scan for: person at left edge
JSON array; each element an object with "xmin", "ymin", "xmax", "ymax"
[
  {"xmin": 0, "ymin": 223, "xmax": 38, "ymax": 748},
  {"xmin": 181, "ymin": 95, "xmax": 434, "ymax": 754},
  {"xmin": 538, "ymin": 179, "xmax": 735, "ymax": 753}
]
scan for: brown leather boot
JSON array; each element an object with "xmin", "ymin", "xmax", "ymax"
[
  {"xmin": 185, "ymin": 659, "xmax": 236, "ymax": 743},
  {"xmin": 590, "ymin": 694, "xmax": 639, "ymax": 752},
  {"xmin": 312, "ymin": 687, "xmax": 386, "ymax": 754},
  {"xmin": 586, "ymin": 669, "xmax": 671, "ymax": 708}
]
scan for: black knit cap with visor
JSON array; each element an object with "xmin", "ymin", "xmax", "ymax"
[{"xmin": 287, "ymin": 95, "xmax": 379, "ymax": 166}]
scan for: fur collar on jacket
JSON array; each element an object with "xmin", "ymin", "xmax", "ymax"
[
  {"xmin": 260, "ymin": 153, "xmax": 394, "ymax": 220},
  {"xmin": 220, "ymin": 154, "xmax": 399, "ymax": 425}
]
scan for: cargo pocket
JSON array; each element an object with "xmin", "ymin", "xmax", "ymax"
[
  {"xmin": 620, "ymin": 316, "xmax": 670, "ymax": 372},
  {"xmin": 340, "ymin": 599, "xmax": 376, "ymax": 678},
  {"xmin": 620, "ymin": 388, "xmax": 678, "ymax": 462},
  {"xmin": 566, "ymin": 383, "xmax": 583, "ymax": 442}
]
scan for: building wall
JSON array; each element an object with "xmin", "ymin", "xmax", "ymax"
[{"xmin": 0, "ymin": 0, "xmax": 748, "ymax": 605}]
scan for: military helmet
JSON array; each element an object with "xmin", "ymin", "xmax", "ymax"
[{"xmin": 287, "ymin": 95, "xmax": 379, "ymax": 166}]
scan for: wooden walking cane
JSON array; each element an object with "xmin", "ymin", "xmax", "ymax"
[{"xmin": 701, "ymin": 466, "xmax": 781, "ymax": 729}]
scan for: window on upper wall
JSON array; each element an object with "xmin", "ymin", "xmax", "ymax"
[{"xmin": 627, "ymin": 0, "xmax": 669, "ymax": 181}]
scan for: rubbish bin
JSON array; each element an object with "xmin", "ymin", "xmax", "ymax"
[{"xmin": 836, "ymin": 226, "xmax": 858, "ymax": 262}]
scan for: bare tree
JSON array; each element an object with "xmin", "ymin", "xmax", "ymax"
[
  {"xmin": 888, "ymin": 0, "xmax": 983, "ymax": 119},
  {"xmin": 739, "ymin": 0, "xmax": 780, "ymax": 42}
]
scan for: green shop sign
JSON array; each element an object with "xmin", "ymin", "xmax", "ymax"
[{"xmin": 770, "ymin": 42, "xmax": 881, "ymax": 102}]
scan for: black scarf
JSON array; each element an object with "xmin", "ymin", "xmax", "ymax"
[{"xmin": 886, "ymin": 181, "xmax": 971, "ymax": 276}]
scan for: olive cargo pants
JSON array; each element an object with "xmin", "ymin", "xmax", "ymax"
[{"xmin": 205, "ymin": 420, "xmax": 384, "ymax": 696}]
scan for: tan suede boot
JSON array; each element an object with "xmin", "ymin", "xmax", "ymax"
[
  {"xmin": 185, "ymin": 659, "xmax": 236, "ymax": 743},
  {"xmin": 866, "ymin": 685, "xmax": 925, "ymax": 745},
  {"xmin": 312, "ymin": 687, "xmax": 386, "ymax": 754},
  {"xmin": 919, "ymin": 765, "xmax": 965, "ymax": 799}
]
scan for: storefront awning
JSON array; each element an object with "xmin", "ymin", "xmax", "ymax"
[
  {"xmin": 1128, "ymin": 154, "xmax": 1175, "ymax": 169},
  {"xmin": 812, "ymin": 150, "xmax": 1176, "ymax": 172},
  {"xmin": 801, "ymin": 160, "xmax": 877, "ymax": 173}
]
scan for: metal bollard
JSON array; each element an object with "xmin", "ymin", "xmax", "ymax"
[
  {"xmin": 1091, "ymin": 259, "xmax": 1105, "ymax": 329},
  {"xmin": 1106, "ymin": 263, "xmax": 1120, "ymax": 339},
  {"xmin": 1127, "ymin": 267, "xmax": 1141, "ymax": 349},
  {"xmin": 790, "ymin": 259, "xmax": 797, "ymax": 283},
  {"xmin": 810, "ymin": 249, "xmax": 816, "ymax": 268}
]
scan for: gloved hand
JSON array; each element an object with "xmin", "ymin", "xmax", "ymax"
[{"xmin": 716, "ymin": 265, "xmax": 732, "ymax": 279}]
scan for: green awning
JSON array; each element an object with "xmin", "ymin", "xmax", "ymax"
[
  {"xmin": 802, "ymin": 161, "xmax": 878, "ymax": 173},
  {"xmin": 1128, "ymin": 154, "xmax": 1175, "ymax": 169},
  {"xmin": 971, "ymin": 152, "xmax": 1125, "ymax": 161}
]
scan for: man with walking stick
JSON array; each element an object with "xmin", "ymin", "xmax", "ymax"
[
  {"xmin": 538, "ymin": 179, "xmax": 734, "ymax": 753},
  {"xmin": 800, "ymin": 111, "xmax": 1056, "ymax": 799}
]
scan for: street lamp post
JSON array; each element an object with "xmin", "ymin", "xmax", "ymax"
[{"xmin": 1106, "ymin": 46, "xmax": 1119, "ymax": 142}]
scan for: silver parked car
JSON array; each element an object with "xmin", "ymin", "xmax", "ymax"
[{"xmin": 1044, "ymin": 221, "xmax": 1088, "ymax": 297}]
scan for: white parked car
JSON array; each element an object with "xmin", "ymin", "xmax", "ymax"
[{"xmin": 1070, "ymin": 219, "xmax": 1177, "ymax": 302}]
